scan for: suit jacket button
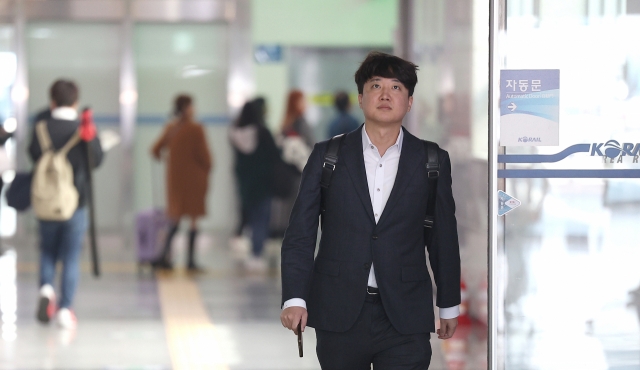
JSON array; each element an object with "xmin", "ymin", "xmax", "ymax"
[
  {"xmin": 372, "ymin": 235, "xmax": 378, "ymax": 240},
  {"xmin": 364, "ymin": 263, "xmax": 370, "ymax": 270}
]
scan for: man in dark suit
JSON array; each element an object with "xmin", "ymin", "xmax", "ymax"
[{"xmin": 280, "ymin": 51, "xmax": 461, "ymax": 369}]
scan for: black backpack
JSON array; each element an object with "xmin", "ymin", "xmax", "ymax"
[{"xmin": 320, "ymin": 133, "xmax": 440, "ymax": 245}]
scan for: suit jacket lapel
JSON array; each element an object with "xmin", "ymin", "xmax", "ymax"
[
  {"xmin": 342, "ymin": 127, "xmax": 375, "ymax": 224},
  {"xmin": 376, "ymin": 128, "xmax": 425, "ymax": 227}
]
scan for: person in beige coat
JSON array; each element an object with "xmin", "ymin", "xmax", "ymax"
[{"xmin": 151, "ymin": 94, "xmax": 213, "ymax": 271}]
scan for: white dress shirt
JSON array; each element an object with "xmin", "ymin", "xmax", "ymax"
[
  {"xmin": 51, "ymin": 107, "xmax": 78, "ymax": 121},
  {"xmin": 283, "ymin": 125, "xmax": 459, "ymax": 320}
]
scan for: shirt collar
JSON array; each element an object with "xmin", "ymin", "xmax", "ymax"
[
  {"xmin": 51, "ymin": 107, "xmax": 78, "ymax": 121},
  {"xmin": 361, "ymin": 124, "xmax": 404, "ymax": 154}
]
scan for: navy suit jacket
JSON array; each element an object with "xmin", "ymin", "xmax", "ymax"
[{"xmin": 281, "ymin": 126, "xmax": 460, "ymax": 334}]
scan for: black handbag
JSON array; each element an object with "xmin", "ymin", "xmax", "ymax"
[
  {"xmin": 271, "ymin": 157, "xmax": 300, "ymax": 199},
  {"xmin": 6, "ymin": 172, "xmax": 32, "ymax": 211}
]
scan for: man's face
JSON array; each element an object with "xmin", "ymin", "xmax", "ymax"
[{"xmin": 358, "ymin": 76, "xmax": 413, "ymax": 126}]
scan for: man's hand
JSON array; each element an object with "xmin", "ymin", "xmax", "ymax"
[
  {"xmin": 437, "ymin": 317, "xmax": 458, "ymax": 340},
  {"xmin": 280, "ymin": 306, "xmax": 308, "ymax": 335}
]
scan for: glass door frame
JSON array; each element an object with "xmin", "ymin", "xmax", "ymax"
[{"xmin": 488, "ymin": 1, "xmax": 507, "ymax": 369}]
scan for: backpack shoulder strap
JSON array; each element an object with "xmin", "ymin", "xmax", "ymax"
[
  {"xmin": 320, "ymin": 134, "xmax": 346, "ymax": 219},
  {"xmin": 321, "ymin": 134, "xmax": 345, "ymax": 189},
  {"xmin": 35, "ymin": 120, "xmax": 81, "ymax": 156},
  {"xmin": 35, "ymin": 121, "xmax": 53, "ymax": 152},
  {"xmin": 423, "ymin": 140, "xmax": 440, "ymax": 241},
  {"xmin": 58, "ymin": 131, "xmax": 81, "ymax": 156}
]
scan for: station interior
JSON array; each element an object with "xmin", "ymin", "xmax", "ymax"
[{"xmin": 1, "ymin": 0, "xmax": 640, "ymax": 369}]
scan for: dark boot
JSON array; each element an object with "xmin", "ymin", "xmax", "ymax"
[
  {"xmin": 152, "ymin": 223, "xmax": 178, "ymax": 269},
  {"xmin": 187, "ymin": 229, "xmax": 203, "ymax": 272}
]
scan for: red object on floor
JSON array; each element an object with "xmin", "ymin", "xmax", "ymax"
[{"xmin": 458, "ymin": 279, "xmax": 472, "ymax": 326}]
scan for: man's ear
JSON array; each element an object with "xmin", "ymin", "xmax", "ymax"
[
  {"xmin": 407, "ymin": 96, "xmax": 413, "ymax": 112},
  {"xmin": 358, "ymin": 94, "xmax": 363, "ymax": 108},
  {"xmin": 49, "ymin": 100, "xmax": 57, "ymax": 110}
]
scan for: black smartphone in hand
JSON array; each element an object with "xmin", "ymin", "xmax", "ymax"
[{"xmin": 297, "ymin": 322, "xmax": 303, "ymax": 357}]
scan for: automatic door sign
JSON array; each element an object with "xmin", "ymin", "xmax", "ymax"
[
  {"xmin": 500, "ymin": 69, "xmax": 560, "ymax": 146},
  {"xmin": 498, "ymin": 190, "xmax": 521, "ymax": 216}
]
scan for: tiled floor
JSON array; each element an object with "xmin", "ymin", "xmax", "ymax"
[{"xmin": 0, "ymin": 232, "xmax": 476, "ymax": 370}]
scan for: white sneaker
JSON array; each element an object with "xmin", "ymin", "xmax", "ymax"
[
  {"xmin": 56, "ymin": 308, "xmax": 77, "ymax": 330},
  {"xmin": 230, "ymin": 236, "xmax": 250, "ymax": 260},
  {"xmin": 37, "ymin": 284, "xmax": 56, "ymax": 324},
  {"xmin": 244, "ymin": 256, "xmax": 267, "ymax": 272}
]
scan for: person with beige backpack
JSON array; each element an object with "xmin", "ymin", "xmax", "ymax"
[{"xmin": 28, "ymin": 80, "xmax": 103, "ymax": 329}]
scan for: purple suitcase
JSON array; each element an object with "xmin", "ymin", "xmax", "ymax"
[{"xmin": 135, "ymin": 208, "xmax": 169, "ymax": 265}]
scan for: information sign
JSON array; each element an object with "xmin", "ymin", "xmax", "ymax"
[{"xmin": 500, "ymin": 69, "xmax": 560, "ymax": 146}]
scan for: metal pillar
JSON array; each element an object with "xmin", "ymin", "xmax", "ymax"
[
  {"xmin": 119, "ymin": 0, "xmax": 136, "ymax": 243},
  {"xmin": 226, "ymin": 0, "xmax": 254, "ymax": 114},
  {"xmin": 396, "ymin": 0, "xmax": 419, "ymax": 133}
]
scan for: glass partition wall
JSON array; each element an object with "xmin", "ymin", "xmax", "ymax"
[
  {"xmin": 491, "ymin": 1, "xmax": 640, "ymax": 369},
  {"xmin": 0, "ymin": 0, "xmax": 237, "ymax": 239},
  {"xmin": 133, "ymin": 23, "xmax": 234, "ymax": 231},
  {"xmin": 26, "ymin": 22, "xmax": 122, "ymax": 230},
  {"xmin": 0, "ymin": 23, "xmax": 16, "ymax": 238}
]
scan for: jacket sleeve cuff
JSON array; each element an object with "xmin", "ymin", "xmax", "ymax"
[
  {"xmin": 282, "ymin": 298, "xmax": 307, "ymax": 310},
  {"xmin": 438, "ymin": 305, "xmax": 460, "ymax": 319}
]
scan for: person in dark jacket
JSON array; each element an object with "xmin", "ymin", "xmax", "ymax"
[
  {"xmin": 280, "ymin": 52, "xmax": 461, "ymax": 369},
  {"xmin": 327, "ymin": 91, "xmax": 360, "ymax": 138},
  {"xmin": 270, "ymin": 91, "xmax": 315, "ymax": 238},
  {"xmin": 229, "ymin": 98, "xmax": 279, "ymax": 271},
  {"xmin": 28, "ymin": 79, "xmax": 103, "ymax": 329}
]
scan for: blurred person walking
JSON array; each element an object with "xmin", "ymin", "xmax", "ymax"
[
  {"xmin": 270, "ymin": 90, "xmax": 315, "ymax": 238},
  {"xmin": 281, "ymin": 90, "xmax": 315, "ymax": 148},
  {"xmin": 327, "ymin": 91, "xmax": 360, "ymax": 138},
  {"xmin": 29, "ymin": 79, "xmax": 103, "ymax": 329},
  {"xmin": 229, "ymin": 98, "xmax": 279, "ymax": 271},
  {"xmin": 151, "ymin": 95, "xmax": 213, "ymax": 271}
]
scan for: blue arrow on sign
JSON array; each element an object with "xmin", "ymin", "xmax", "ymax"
[{"xmin": 498, "ymin": 190, "xmax": 521, "ymax": 216}]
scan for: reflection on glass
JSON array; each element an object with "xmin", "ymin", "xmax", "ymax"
[
  {"xmin": 0, "ymin": 249, "xmax": 17, "ymax": 342},
  {"xmin": 501, "ymin": 2, "xmax": 640, "ymax": 369},
  {"xmin": 133, "ymin": 23, "xmax": 228, "ymax": 214},
  {"xmin": 0, "ymin": 26, "xmax": 16, "ymax": 239}
]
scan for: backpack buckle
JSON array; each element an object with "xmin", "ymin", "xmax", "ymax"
[
  {"xmin": 323, "ymin": 162, "xmax": 336, "ymax": 171},
  {"xmin": 425, "ymin": 163, "xmax": 439, "ymax": 178}
]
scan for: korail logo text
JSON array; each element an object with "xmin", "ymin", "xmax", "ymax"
[
  {"xmin": 518, "ymin": 136, "xmax": 542, "ymax": 143},
  {"xmin": 591, "ymin": 140, "xmax": 640, "ymax": 163}
]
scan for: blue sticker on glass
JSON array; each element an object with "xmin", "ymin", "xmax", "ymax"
[{"xmin": 498, "ymin": 190, "xmax": 522, "ymax": 216}]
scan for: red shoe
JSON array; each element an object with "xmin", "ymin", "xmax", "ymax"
[{"xmin": 37, "ymin": 284, "xmax": 56, "ymax": 324}]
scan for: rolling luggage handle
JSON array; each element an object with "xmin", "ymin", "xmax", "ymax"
[{"xmin": 81, "ymin": 108, "xmax": 100, "ymax": 278}]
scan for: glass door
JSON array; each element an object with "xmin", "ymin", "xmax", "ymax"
[
  {"xmin": 133, "ymin": 23, "xmax": 234, "ymax": 231},
  {"xmin": 0, "ymin": 23, "xmax": 16, "ymax": 238},
  {"xmin": 491, "ymin": 1, "xmax": 640, "ymax": 369},
  {"xmin": 26, "ymin": 22, "xmax": 122, "ymax": 230}
]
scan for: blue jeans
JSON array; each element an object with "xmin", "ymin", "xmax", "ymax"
[
  {"xmin": 39, "ymin": 207, "xmax": 87, "ymax": 309},
  {"xmin": 246, "ymin": 198, "xmax": 272, "ymax": 257}
]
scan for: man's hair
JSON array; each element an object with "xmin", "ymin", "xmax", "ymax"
[
  {"xmin": 49, "ymin": 79, "xmax": 79, "ymax": 107},
  {"xmin": 354, "ymin": 51, "xmax": 418, "ymax": 96},
  {"xmin": 334, "ymin": 91, "xmax": 350, "ymax": 113},
  {"xmin": 174, "ymin": 94, "xmax": 193, "ymax": 117}
]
